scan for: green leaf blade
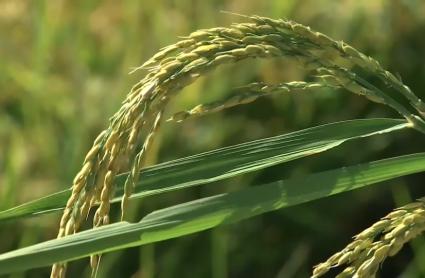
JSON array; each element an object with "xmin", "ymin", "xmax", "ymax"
[
  {"xmin": 0, "ymin": 118, "xmax": 409, "ymax": 221},
  {"xmin": 1, "ymin": 152, "xmax": 424, "ymax": 274}
]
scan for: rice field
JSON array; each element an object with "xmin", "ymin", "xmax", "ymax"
[{"xmin": 1, "ymin": 1, "xmax": 425, "ymax": 277}]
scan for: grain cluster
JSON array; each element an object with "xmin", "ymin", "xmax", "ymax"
[{"xmin": 51, "ymin": 15, "xmax": 425, "ymax": 277}]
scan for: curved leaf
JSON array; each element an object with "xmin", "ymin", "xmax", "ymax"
[
  {"xmin": 0, "ymin": 118, "xmax": 409, "ymax": 221},
  {"xmin": 0, "ymin": 152, "xmax": 424, "ymax": 274}
]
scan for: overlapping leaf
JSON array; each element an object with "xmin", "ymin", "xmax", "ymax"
[
  {"xmin": 0, "ymin": 119, "xmax": 408, "ymax": 221},
  {"xmin": 1, "ymin": 152, "xmax": 424, "ymax": 274}
]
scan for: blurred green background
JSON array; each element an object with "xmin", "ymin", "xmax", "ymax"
[{"xmin": 1, "ymin": 0, "xmax": 425, "ymax": 277}]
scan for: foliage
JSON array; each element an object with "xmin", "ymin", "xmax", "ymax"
[{"xmin": 1, "ymin": 1, "xmax": 425, "ymax": 278}]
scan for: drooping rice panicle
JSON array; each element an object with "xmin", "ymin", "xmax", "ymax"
[{"xmin": 52, "ymin": 15, "xmax": 425, "ymax": 277}]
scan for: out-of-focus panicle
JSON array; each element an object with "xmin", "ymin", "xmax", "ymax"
[{"xmin": 312, "ymin": 198, "xmax": 425, "ymax": 278}]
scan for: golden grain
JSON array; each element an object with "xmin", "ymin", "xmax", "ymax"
[{"xmin": 52, "ymin": 15, "xmax": 425, "ymax": 277}]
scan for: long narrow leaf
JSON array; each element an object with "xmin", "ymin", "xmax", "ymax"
[
  {"xmin": 1, "ymin": 152, "xmax": 424, "ymax": 274},
  {"xmin": 0, "ymin": 118, "xmax": 409, "ymax": 221}
]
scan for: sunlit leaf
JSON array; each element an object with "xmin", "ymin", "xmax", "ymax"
[
  {"xmin": 1, "ymin": 152, "xmax": 424, "ymax": 274},
  {"xmin": 0, "ymin": 118, "xmax": 408, "ymax": 221}
]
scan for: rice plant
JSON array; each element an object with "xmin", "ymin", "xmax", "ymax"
[{"xmin": 1, "ymin": 14, "xmax": 425, "ymax": 278}]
